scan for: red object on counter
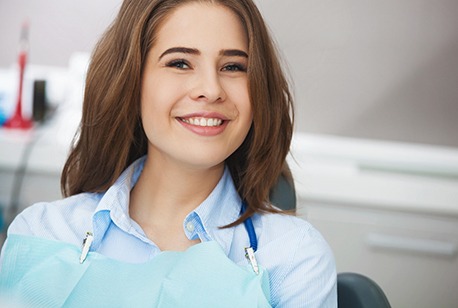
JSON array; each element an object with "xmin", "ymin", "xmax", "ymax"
[{"xmin": 4, "ymin": 22, "xmax": 33, "ymax": 129}]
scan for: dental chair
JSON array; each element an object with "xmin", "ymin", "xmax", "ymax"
[{"xmin": 337, "ymin": 272, "xmax": 391, "ymax": 308}]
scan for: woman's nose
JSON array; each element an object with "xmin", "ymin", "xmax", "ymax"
[{"xmin": 190, "ymin": 70, "xmax": 227, "ymax": 103}]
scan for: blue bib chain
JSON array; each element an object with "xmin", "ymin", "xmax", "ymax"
[{"xmin": 241, "ymin": 201, "xmax": 259, "ymax": 274}]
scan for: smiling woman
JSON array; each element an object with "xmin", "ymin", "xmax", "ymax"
[{"xmin": 0, "ymin": 0, "xmax": 337, "ymax": 307}]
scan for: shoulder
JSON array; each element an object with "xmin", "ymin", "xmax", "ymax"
[
  {"xmin": 256, "ymin": 213, "xmax": 337, "ymax": 307},
  {"xmin": 6, "ymin": 193, "xmax": 100, "ymax": 246},
  {"xmin": 256, "ymin": 212, "xmax": 330, "ymax": 253}
]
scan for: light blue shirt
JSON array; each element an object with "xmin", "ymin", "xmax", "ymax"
[{"xmin": 2, "ymin": 156, "xmax": 337, "ymax": 307}]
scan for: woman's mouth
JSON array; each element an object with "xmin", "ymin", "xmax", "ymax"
[
  {"xmin": 179, "ymin": 117, "xmax": 224, "ymax": 127},
  {"xmin": 177, "ymin": 116, "xmax": 228, "ymax": 136}
]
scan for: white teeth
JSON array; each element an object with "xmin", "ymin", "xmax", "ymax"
[{"xmin": 182, "ymin": 117, "xmax": 223, "ymax": 127}]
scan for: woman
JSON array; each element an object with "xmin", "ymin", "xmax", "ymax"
[{"xmin": 0, "ymin": 0, "xmax": 336, "ymax": 307}]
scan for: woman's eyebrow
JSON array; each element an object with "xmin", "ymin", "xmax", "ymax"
[
  {"xmin": 158, "ymin": 47, "xmax": 200, "ymax": 60},
  {"xmin": 158, "ymin": 47, "xmax": 248, "ymax": 60},
  {"xmin": 220, "ymin": 49, "xmax": 248, "ymax": 58}
]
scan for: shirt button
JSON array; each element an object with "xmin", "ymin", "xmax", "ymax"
[{"xmin": 186, "ymin": 222, "xmax": 195, "ymax": 232}]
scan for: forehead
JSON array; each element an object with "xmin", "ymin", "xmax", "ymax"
[{"xmin": 153, "ymin": 2, "xmax": 248, "ymax": 53}]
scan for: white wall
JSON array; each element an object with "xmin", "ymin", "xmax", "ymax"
[
  {"xmin": 1, "ymin": 0, "xmax": 457, "ymax": 147},
  {"xmin": 256, "ymin": 0, "xmax": 458, "ymax": 148},
  {"xmin": 0, "ymin": 0, "xmax": 121, "ymax": 67}
]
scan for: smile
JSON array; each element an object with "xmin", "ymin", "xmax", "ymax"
[{"xmin": 180, "ymin": 117, "xmax": 224, "ymax": 127}]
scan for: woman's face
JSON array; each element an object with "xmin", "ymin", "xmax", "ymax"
[{"xmin": 141, "ymin": 2, "xmax": 252, "ymax": 171}]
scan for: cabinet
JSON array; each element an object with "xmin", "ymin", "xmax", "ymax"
[
  {"xmin": 290, "ymin": 133, "xmax": 458, "ymax": 308},
  {"xmin": 303, "ymin": 203, "xmax": 458, "ymax": 308}
]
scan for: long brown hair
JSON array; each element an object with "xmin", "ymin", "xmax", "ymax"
[{"xmin": 61, "ymin": 0, "xmax": 294, "ymax": 226}]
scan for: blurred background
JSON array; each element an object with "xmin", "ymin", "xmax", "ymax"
[{"xmin": 0, "ymin": 0, "xmax": 457, "ymax": 307}]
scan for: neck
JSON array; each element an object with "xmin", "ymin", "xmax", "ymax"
[{"xmin": 129, "ymin": 155, "xmax": 224, "ymax": 228}]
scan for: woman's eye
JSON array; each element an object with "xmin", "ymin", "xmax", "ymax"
[
  {"xmin": 166, "ymin": 59, "xmax": 191, "ymax": 70},
  {"xmin": 222, "ymin": 63, "xmax": 247, "ymax": 72}
]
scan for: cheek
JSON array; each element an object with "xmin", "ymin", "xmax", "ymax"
[
  {"xmin": 140, "ymin": 86, "xmax": 166, "ymax": 136},
  {"xmin": 141, "ymin": 78, "xmax": 175, "ymax": 120},
  {"xmin": 238, "ymin": 89, "xmax": 253, "ymax": 124},
  {"xmin": 224, "ymin": 79, "xmax": 251, "ymax": 113}
]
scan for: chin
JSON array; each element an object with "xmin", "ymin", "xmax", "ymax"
[{"xmin": 185, "ymin": 159, "xmax": 226, "ymax": 171}]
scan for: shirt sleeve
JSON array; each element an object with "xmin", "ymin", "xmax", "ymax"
[
  {"xmin": 5, "ymin": 208, "xmax": 35, "ymax": 236},
  {"xmin": 274, "ymin": 224, "xmax": 337, "ymax": 308},
  {"xmin": 0, "ymin": 206, "xmax": 35, "ymax": 270}
]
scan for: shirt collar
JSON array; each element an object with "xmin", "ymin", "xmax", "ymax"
[
  {"xmin": 184, "ymin": 167, "xmax": 242, "ymax": 255},
  {"xmin": 194, "ymin": 166, "xmax": 241, "ymax": 229},
  {"xmin": 91, "ymin": 156, "xmax": 146, "ymax": 249},
  {"xmin": 90, "ymin": 156, "xmax": 242, "ymax": 254}
]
